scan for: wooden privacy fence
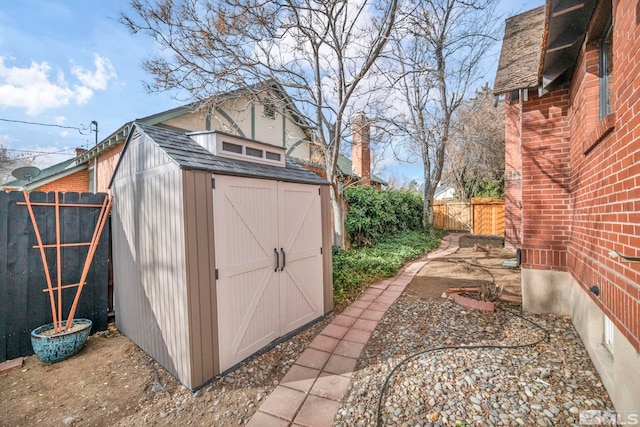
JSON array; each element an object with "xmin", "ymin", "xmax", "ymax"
[
  {"xmin": 433, "ymin": 198, "xmax": 505, "ymax": 235},
  {"xmin": 0, "ymin": 191, "xmax": 110, "ymax": 363},
  {"xmin": 433, "ymin": 199, "xmax": 470, "ymax": 231},
  {"xmin": 472, "ymin": 198, "xmax": 505, "ymax": 236}
]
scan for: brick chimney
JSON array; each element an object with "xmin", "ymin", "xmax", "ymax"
[
  {"xmin": 352, "ymin": 112, "xmax": 371, "ymax": 185},
  {"xmin": 75, "ymin": 148, "xmax": 88, "ymax": 157}
]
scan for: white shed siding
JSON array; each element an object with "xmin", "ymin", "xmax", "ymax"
[{"xmin": 111, "ymin": 133, "xmax": 192, "ymax": 386}]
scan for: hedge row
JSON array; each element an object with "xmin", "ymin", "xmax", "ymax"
[{"xmin": 344, "ymin": 186, "xmax": 423, "ymax": 247}]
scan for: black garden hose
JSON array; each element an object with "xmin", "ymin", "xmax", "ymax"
[{"xmin": 375, "ymin": 263, "xmax": 550, "ymax": 426}]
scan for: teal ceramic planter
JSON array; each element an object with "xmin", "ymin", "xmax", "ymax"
[{"xmin": 31, "ymin": 319, "xmax": 92, "ymax": 363}]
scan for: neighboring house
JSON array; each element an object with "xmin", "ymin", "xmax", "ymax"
[
  {"xmin": 494, "ymin": 0, "xmax": 639, "ymax": 412},
  {"xmin": 9, "ymin": 80, "xmax": 381, "ymax": 193},
  {"xmin": 83, "ymin": 79, "xmax": 315, "ymax": 193},
  {"xmin": 434, "ymin": 183, "xmax": 455, "ymax": 200},
  {"xmin": 298, "ymin": 155, "xmax": 387, "ymax": 190},
  {"xmin": 1, "ymin": 149, "xmax": 89, "ymax": 192}
]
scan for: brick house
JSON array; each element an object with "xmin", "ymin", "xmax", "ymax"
[
  {"xmin": 1, "ymin": 148, "xmax": 90, "ymax": 192},
  {"xmin": 494, "ymin": 0, "xmax": 639, "ymax": 411}
]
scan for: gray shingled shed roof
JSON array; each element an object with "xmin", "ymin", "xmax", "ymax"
[
  {"xmin": 493, "ymin": 6, "xmax": 546, "ymax": 95},
  {"xmin": 112, "ymin": 123, "xmax": 328, "ymax": 187}
]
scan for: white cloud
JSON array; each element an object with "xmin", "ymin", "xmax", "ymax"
[
  {"xmin": 60, "ymin": 130, "xmax": 69, "ymax": 138},
  {"xmin": 0, "ymin": 133, "xmax": 17, "ymax": 146},
  {"xmin": 54, "ymin": 115, "xmax": 67, "ymax": 124},
  {"xmin": 74, "ymin": 85, "xmax": 94, "ymax": 105},
  {"xmin": 0, "ymin": 54, "xmax": 117, "ymax": 115},
  {"xmin": 72, "ymin": 54, "xmax": 116, "ymax": 91}
]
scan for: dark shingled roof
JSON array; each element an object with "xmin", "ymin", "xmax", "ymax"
[
  {"xmin": 127, "ymin": 123, "xmax": 329, "ymax": 186},
  {"xmin": 493, "ymin": 6, "xmax": 546, "ymax": 95}
]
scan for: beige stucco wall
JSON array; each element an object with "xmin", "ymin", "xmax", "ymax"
[
  {"xmin": 162, "ymin": 109, "xmax": 208, "ymax": 132},
  {"xmin": 161, "ymin": 94, "xmax": 313, "ymax": 160}
]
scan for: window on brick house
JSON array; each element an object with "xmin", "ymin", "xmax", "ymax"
[{"xmin": 599, "ymin": 18, "xmax": 613, "ymax": 120}]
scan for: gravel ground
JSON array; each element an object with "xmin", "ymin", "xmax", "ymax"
[
  {"xmin": 3, "ymin": 243, "xmax": 613, "ymax": 426},
  {"xmin": 113, "ymin": 316, "xmax": 334, "ymax": 426},
  {"xmin": 336, "ymin": 298, "xmax": 613, "ymax": 426}
]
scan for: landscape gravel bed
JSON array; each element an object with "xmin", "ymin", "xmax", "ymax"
[{"xmin": 336, "ymin": 298, "xmax": 613, "ymax": 426}]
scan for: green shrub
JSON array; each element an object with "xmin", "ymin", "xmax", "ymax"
[
  {"xmin": 332, "ymin": 230, "xmax": 440, "ymax": 305},
  {"xmin": 344, "ymin": 186, "xmax": 423, "ymax": 247}
]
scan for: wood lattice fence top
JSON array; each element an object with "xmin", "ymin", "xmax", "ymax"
[{"xmin": 19, "ymin": 191, "xmax": 112, "ymax": 333}]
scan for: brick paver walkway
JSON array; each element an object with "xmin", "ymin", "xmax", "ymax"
[{"xmin": 247, "ymin": 233, "xmax": 462, "ymax": 427}]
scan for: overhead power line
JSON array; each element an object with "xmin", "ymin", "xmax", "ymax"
[
  {"xmin": 3, "ymin": 147, "xmax": 76, "ymax": 157},
  {"xmin": 0, "ymin": 117, "xmax": 89, "ymax": 134}
]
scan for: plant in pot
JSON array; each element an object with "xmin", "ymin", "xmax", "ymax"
[{"xmin": 22, "ymin": 191, "xmax": 112, "ymax": 363}]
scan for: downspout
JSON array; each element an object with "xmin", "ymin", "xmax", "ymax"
[{"xmin": 518, "ymin": 92, "xmax": 524, "ymax": 263}]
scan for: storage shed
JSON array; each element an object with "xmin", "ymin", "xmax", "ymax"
[{"xmin": 109, "ymin": 123, "xmax": 333, "ymax": 390}]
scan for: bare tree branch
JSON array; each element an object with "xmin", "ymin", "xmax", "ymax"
[
  {"xmin": 120, "ymin": 0, "xmax": 399, "ymax": 246},
  {"xmin": 381, "ymin": 0, "xmax": 501, "ymax": 226}
]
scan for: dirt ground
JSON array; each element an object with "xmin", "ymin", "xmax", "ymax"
[
  {"xmin": 0, "ymin": 244, "xmax": 521, "ymax": 427},
  {"xmin": 406, "ymin": 244, "xmax": 521, "ymax": 301}
]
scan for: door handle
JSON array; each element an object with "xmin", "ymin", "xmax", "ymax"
[
  {"xmin": 280, "ymin": 248, "xmax": 286, "ymax": 271},
  {"xmin": 274, "ymin": 248, "xmax": 279, "ymax": 272}
]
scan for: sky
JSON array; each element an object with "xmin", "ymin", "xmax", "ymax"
[{"xmin": 0, "ymin": 0, "xmax": 545, "ymax": 182}]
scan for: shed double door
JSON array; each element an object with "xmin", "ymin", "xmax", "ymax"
[{"xmin": 213, "ymin": 175, "xmax": 323, "ymax": 372}]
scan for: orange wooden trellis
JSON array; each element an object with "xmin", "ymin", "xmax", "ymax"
[{"xmin": 19, "ymin": 191, "xmax": 113, "ymax": 334}]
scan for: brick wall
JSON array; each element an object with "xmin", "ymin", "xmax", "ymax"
[
  {"xmin": 566, "ymin": 0, "xmax": 640, "ymax": 351},
  {"xmin": 520, "ymin": 87, "xmax": 571, "ymax": 271},
  {"xmin": 37, "ymin": 169, "xmax": 90, "ymax": 193},
  {"xmin": 520, "ymin": 0, "xmax": 640, "ymax": 351},
  {"xmin": 96, "ymin": 143, "xmax": 124, "ymax": 193}
]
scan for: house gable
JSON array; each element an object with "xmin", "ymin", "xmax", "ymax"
[
  {"xmin": 84, "ymin": 81, "xmax": 315, "ymax": 192},
  {"xmin": 493, "ymin": 6, "xmax": 545, "ymax": 95}
]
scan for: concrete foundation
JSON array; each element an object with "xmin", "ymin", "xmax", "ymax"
[{"xmin": 522, "ymin": 268, "xmax": 640, "ymax": 413}]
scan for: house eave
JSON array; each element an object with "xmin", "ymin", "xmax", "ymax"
[
  {"xmin": 539, "ymin": 0, "xmax": 597, "ymax": 91},
  {"xmin": 78, "ymin": 123, "xmax": 131, "ymax": 163}
]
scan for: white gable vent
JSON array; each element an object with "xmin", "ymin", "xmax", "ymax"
[{"xmin": 188, "ymin": 130, "xmax": 285, "ymax": 167}]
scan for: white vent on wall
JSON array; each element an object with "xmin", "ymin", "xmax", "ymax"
[
  {"xmin": 604, "ymin": 315, "xmax": 614, "ymax": 354},
  {"xmin": 264, "ymin": 102, "xmax": 276, "ymax": 119},
  {"xmin": 188, "ymin": 130, "xmax": 285, "ymax": 167}
]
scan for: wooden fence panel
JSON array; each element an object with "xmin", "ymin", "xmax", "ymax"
[
  {"xmin": 472, "ymin": 198, "xmax": 505, "ymax": 236},
  {"xmin": 432, "ymin": 198, "xmax": 504, "ymax": 236},
  {"xmin": 433, "ymin": 200, "xmax": 446, "ymax": 229},
  {"xmin": 433, "ymin": 200, "xmax": 471, "ymax": 231},
  {"xmin": 0, "ymin": 191, "xmax": 109, "ymax": 362}
]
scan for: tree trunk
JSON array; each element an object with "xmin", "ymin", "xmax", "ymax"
[
  {"xmin": 329, "ymin": 183, "xmax": 345, "ymax": 247},
  {"xmin": 423, "ymin": 164, "xmax": 438, "ymax": 228}
]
